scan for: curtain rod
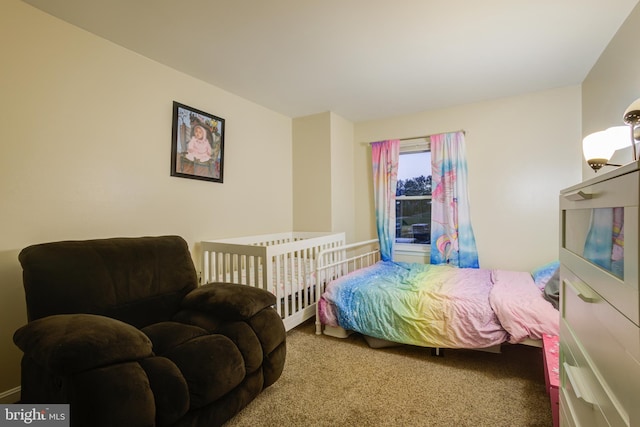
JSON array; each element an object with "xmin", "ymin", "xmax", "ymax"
[{"xmin": 364, "ymin": 129, "xmax": 466, "ymax": 145}]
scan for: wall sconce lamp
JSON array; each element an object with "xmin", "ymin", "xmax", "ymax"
[
  {"xmin": 583, "ymin": 127, "xmax": 626, "ymax": 172},
  {"xmin": 623, "ymin": 97, "xmax": 640, "ymax": 162},
  {"xmin": 583, "ymin": 98, "xmax": 640, "ymax": 172}
]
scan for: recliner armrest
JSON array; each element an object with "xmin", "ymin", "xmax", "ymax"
[
  {"xmin": 181, "ymin": 282, "xmax": 276, "ymax": 320},
  {"xmin": 13, "ymin": 313, "xmax": 153, "ymax": 375}
]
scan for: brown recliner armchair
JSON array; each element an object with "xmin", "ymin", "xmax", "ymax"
[{"xmin": 13, "ymin": 235, "xmax": 286, "ymax": 427}]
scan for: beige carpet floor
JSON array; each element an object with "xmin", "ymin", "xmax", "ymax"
[{"xmin": 225, "ymin": 320, "xmax": 553, "ymax": 427}]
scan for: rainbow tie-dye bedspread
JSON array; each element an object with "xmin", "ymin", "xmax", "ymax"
[{"xmin": 318, "ymin": 261, "xmax": 558, "ymax": 349}]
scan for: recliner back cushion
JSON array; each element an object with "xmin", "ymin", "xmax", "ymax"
[{"xmin": 19, "ymin": 236, "xmax": 198, "ymax": 327}]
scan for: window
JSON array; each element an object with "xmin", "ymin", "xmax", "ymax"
[{"xmin": 395, "ymin": 142, "xmax": 431, "ymax": 248}]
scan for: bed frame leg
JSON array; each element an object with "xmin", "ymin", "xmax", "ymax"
[
  {"xmin": 431, "ymin": 347, "xmax": 444, "ymax": 357},
  {"xmin": 315, "ymin": 320, "xmax": 322, "ymax": 335}
]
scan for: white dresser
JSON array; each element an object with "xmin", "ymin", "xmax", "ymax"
[{"xmin": 559, "ymin": 161, "xmax": 640, "ymax": 427}]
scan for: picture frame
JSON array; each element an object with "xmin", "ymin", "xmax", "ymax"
[{"xmin": 171, "ymin": 101, "xmax": 225, "ymax": 183}]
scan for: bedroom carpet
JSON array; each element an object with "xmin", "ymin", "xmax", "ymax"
[{"xmin": 224, "ymin": 319, "xmax": 553, "ymax": 427}]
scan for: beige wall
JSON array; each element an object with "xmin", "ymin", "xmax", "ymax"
[
  {"xmin": 0, "ymin": 0, "xmax": 293, "ymax": 399},
  {"xmin": 292, "ymin": 112, "xmax": 356, "ymax": 241},
  {"xmin": 329, "ymin": 113, "xmax": 356, "ymax": 242},
  {"xmin": 292, "ymin": 113, "xmax": 333, "ymax": 231},
  {"xmin": 582, "ymin": 2, "xmax": 640, "ymax": 179},
  {"xmin": 354, "ymin": 86, "xmax": 583, "ymax": 271}
]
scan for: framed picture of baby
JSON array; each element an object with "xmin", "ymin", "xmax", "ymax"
[{"xmin": 170, "ymin": 101, "xmax": 225, "ymax": 183}]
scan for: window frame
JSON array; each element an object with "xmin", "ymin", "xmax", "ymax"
[{"xmin": 395, "ymin": 139, "xmax": 432, "ymax": 256}]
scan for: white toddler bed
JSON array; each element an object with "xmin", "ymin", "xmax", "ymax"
[{"xmin": 201, "ymin": 232, "xmax": 345, "ymax": 331}]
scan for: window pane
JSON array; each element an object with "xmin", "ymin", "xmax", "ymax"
[
  {"xmin": 396, "ymin": 151, "xmax": 432, "ymax": 245},
  {"xmin": 396, "ymin": 152, "xmax": 431, "ymax": 196},
  {"xmin": 396, "ymin": 199, "xmax": 432, "ymax": 243}
]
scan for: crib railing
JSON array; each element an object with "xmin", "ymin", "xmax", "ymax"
[
  {"xmin": 314, "ymin": 239, "xmax": 381, "ymax": 335},
  {"xmin": 200, "ymin": 232, "xmax": 346, "ymax": 331}
]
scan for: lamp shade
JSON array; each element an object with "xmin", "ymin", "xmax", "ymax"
[
  {"xmin": 583, "ymin": 126, "xmax": 629, "ymax": 171},
  {"xmin": 623, "ymin": 97, "xmax": 640, "ymax": 162},
  {"xmin": 583, "ymin": 130, "xmax": 610, "ymax": 161},
  {"xmin": 623, "ymin": 97, "xmax": 640, "ymax": 124}
]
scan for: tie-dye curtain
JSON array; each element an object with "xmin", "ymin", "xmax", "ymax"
[
  {"xmin": 430, "ymin": 131, "xmax": 479, "ymax": 268},
  {"xmin": 371, "ymin": 139, "xmax": 400, "ymax": 261}
]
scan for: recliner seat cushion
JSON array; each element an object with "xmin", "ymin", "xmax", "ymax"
[
  {"xmin": 213, "ymin": 321, "xmax": 263, "ymax": 374},
  {"xmin": 141, "ymin": 322, "xmax": 208, "ymax": 356},
  {"xmin": 164, "ymin": 334, "xmax": 245, "ymax": 409}
]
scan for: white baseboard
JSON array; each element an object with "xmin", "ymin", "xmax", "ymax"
[{"xmin": 0, "ymin": 386, "xmax": 20, "ymax": 404}]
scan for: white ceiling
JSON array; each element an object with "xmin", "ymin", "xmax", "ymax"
[{"xmin": 23, "ymin": 0, "xmax": 639, "ymax": 122}]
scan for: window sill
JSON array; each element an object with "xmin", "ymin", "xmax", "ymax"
[
  {"xmin": 394, "ymin": 243, "xmax": 431, "ymax": 256},
  {"xmin": 393, "ymin": 243, "xmax": 430, "ymax": 263}
]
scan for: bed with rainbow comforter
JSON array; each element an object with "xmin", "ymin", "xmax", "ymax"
[{"xmin": 318, "ymin": 261, "xmax": 559, "ymax": 349}]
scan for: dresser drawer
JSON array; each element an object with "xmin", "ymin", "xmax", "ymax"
[
  {"xmin": 560, "ymin": 167, "xmax": 639, "ymax": 326},
  {"xmin": 560, "ymin": 320, "xmax": 627, "ymax": 426},
  {"xmin": 561, "ymin": 247, "xmax": 639, "ymax": 326},
  {"xmin": 561, "ymin": 269, "xmax": 640, "ymax": 425},
  {"xmin": 560, "ymin": 165, "xmax": 639, "ymax": 209},
  {"xmin": 560, "ymin": 385, "xmax": 606, "ymax": 427},
  {"xmin": 559, "ymin": 392, "xmax": 577, "ymax": 427}
]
